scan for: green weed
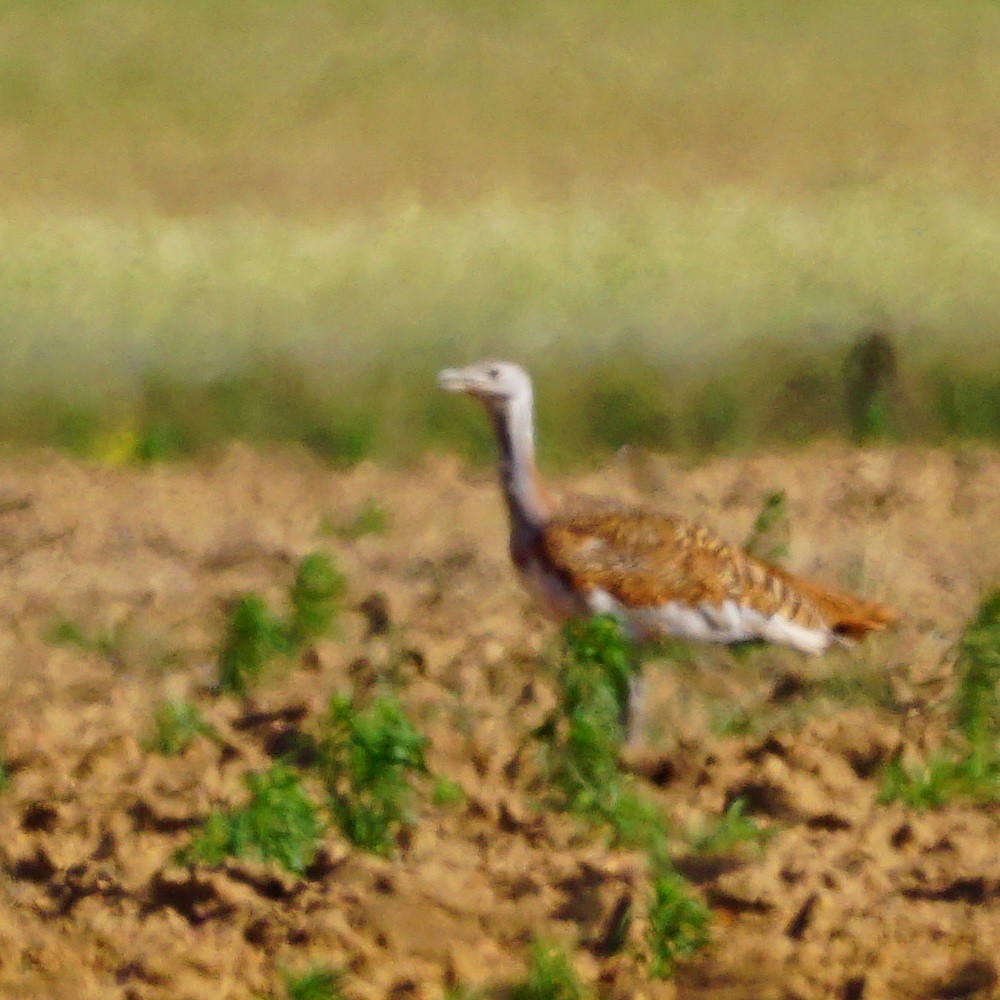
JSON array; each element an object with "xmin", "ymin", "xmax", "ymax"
[
  {"xmin": 710, "ymin": 704, "xmax": 757, "ymax": 738},
  {"xmin": 280, "ymin": 966, "xmax": 345, "ymax": 1000},
  {"xmin": 744, "ymin": 491, "xmax": 790, "ymax": 564},
  {"xmin": 647, "ymin": 871, "xmax": 711, "ymax": 979},
  {"xmin": 289, "ymin": 552, "xmax": 347, "ymax": 644},
  {"xmin": 316, "ymin": 694, "xmax": 427, "ymax": 855},
  {"xmin": 45, "ymin": 616, "xmax": 118, "ymax": 659},
  {"xmin": 146, "ymin": 698, "xmax": 215, "ymax": 755},
  {"xmin": 217, "ymin": 595, "xmax": 292, "ymax": 696},
  {"xmin": 686, "ymin": 798, "xmax": 774, "ymax": 855},
  {"xmin": 431, "ymin": 776, "xmax": 465, "ymax": 808},
  {"xmin": 955, "ymin": 591, "xmax": 1000, "ymax": 746},
  {"xmin": 510, "ymin": 940, "xmax": 590, "ymax": 1000},
  {"xmin": 325, "ymin": 500, "xmax": 390, "ymax": 541},
  {"xmin": 218, "ymin": 552, "xmax": 346, "ymax": 694},
  {"xmin": 543, "ymin": 616, "xmax": 667, "ymax": 851},
  {"xmin": 181, "ymin": 763, "xmax": 323, "ymax": 874},
  {"xmin": 878, "ymin": 751, "xmax": 1000, "ymax": 810}
]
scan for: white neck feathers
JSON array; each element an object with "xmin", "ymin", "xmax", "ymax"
[{"xmin": 489, "ymin": 386, "xmax": 550, "ymax": 533}]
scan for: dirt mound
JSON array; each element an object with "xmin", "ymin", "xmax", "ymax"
[{"xmin": 0, "ymin": 444, "xmax": 998, "ymax": 1000}]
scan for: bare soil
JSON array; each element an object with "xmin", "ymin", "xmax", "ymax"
[{"xmin": 0, "ymin": 443, "xmax": 998, "ymax": 1000}]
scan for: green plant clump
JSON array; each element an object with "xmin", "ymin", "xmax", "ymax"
[
  {"xmin": 317, "ymin": 694, "xmax": 427, "ymax": 855},
  {"xmin": 686, "ymin": 797, "xmax": 774, "ymax": 855},
  {"xmin": 647, "ymin": 871, "xmax": 712, "ymax": 979},
  {"xmin": 879, "ymin": 752, "xmax": 1000, "ymax": 809},
  {"xmin": 217, "ymin": 594, "xmax": 292, "ymax": 695},
  {"xmin": 146, "ymin": 698, "xmax": 215, "ymax": 755},
  {"xmin": 281, "ymin": 965, "xmax": 346, "ymax": 1000},
  {"xmin": 955, "ymin": 591, "xmax": 1000, "ymax": 746},
  {"xmin": 181, "ymin": 763, "xmax": 324, "ymax": 874},
  {"xmin": 543, "ymin": 616, "xmax": 666, "ymax": 851},
  {"xmin": 510, "ymin": 940, "xmax": 590, "ymax": 1000},
  {"xmin": 218, "ymin": 553, "xmax": 346, "ymax": 694},
  {"xmin": 326, "ymin": 500, "xmax": 390, "ymax": 541},
  {"xmin": 289, "ymin": 552, "xmax": 348, "ymax": 644}
]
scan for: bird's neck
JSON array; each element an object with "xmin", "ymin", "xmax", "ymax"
[{"xmin": 489, "ymin": 393, "xmax": 551, "ymax": 539}]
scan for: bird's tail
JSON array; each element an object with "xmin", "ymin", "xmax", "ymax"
[{"xmin": 772, "ymin": 566, "xmax": 898, "ymax": 640}]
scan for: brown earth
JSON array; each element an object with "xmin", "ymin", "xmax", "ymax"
[{"xmin": 0, "ymin": 443, "xmax": 998, "ymax": 1000}]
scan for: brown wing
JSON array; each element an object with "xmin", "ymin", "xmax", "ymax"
[{"xmin": 541, "ymin": 505, "xmax": 895, "ymax": 638}]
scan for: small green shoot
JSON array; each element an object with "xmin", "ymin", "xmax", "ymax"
[
  {"xmin": 431, "ymin": 776, "xmax": 465, "ymax": 807},
  {"xmin": 744, "ymin": 490, "xmax": 790, "ymax": 564},
  {"xmin": 324, "ymin": 500, "xmax": 390, "ymax": 540},
  {"xmin": 146, "ymin": 698, "xmax": 215, "ymax": 755},
  {"xmin": 686, "ymin": 798, "xmax": 774, "ymax": 855},
  {"xmin": 45, "ymin": 616, "xmax": 118, "ymax": 659},
  {"xmin": 647, "ymin": 871, "xmax": 711, "ymax": 979},
  {"xmin": 443, "ymin": 988, "xmax": 487, "ymax": 1000},
  {"xmin": 710, "ymin": 704, "xmax": 757, "ymax": 738},
  {"xmin": 181, "ymin": 763, "xmax": 323, "ymax": 874},
  {"xmin": 280, "ymin": 965, "xmax": 345, "ymax": 1000},
  {"xmin": 317, "ymin": 694, "xmax": 427, "ymax": 855},
  {"xmin": 289, "ymin": 552, "xmax": 347, "ymax": 644},
  {"xmin": 510, "ymin": 940, "xmax": 590, "ymax": 1000},
  {"xmin": 878, "ymin": 751, "xmax": 1000, "ymax": 809},
  {"xmin": 217, "ymin": 595, "xmax": 292, "ymax": 695}
]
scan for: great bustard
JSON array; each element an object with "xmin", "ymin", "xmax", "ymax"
[{"xmin": 438, "ymin": 361, "xmax": 896, "ymax": 657}]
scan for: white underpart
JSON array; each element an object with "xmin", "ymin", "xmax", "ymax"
[{"xmin": 586, "ymin": 588, "xmax": 833, "ymax": 656}]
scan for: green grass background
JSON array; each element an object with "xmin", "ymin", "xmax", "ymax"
[{"xmin": 2, "ymin": 0, "xmax": 1000, "ymax": 462}]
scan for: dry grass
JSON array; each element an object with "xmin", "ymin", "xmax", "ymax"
[{"xmin": 1, "ymin": 1, "xmax": 999, "ymax": 212}]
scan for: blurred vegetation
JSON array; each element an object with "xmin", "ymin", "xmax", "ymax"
[
  {"xmin": 880, "ymin": 591, "xmax": 1000, "ymax": 808},
  {"xmin": 541, "ymin": 616, "xmax": 712, "ymax": 977},
  {"xmin": 1, "ymin": 2, "xmax": 999, "ymax": 213},
  {"xmin": 0, "ymin": 3, "xmax": 998, "ymax": 462},
  {"xmin": 323, "ymin": 500, "xmax": 390, "ymax": 541},
  {"xmin": 744, "ymin": 491, "xmax": 790, "ymax": 564},
  {"xmin": 316, "ymin": 693, "xmax": 428, "ymax": 855},
  {"xmin": 181, "ymin": 763, "xmax": 324, "ymax": 874},
  {"xmin": 541, "ymin": 616, "xmax": 666, "ymax": 851},
  {"xmin": 289, "ymin": 552, "xmax": 348, "ymax": 645},
  {"xmin": 279, "ymin": 966, "xmax": 346, "ymax": 1000},
  {"xmin": 146, "ymin": 698, "xmax": 216, "ymax": 756},
  {"xmin": 217, "ymin": 594, "xmax": 294, "ymax": 696},
  {"xmin": 647, "ymin": 871, "xmax": 712, "ymax": 979},
  {"xmin": 685, "ymin": 798, "xmax": 774, "ymax": 856},
  {"xmin": 217, "ymin": 552, "xmax": 343, "ymax": 695},
  {"xmin": 510, "ymin": 940, "xmax": 590, "ymax": 1000}
]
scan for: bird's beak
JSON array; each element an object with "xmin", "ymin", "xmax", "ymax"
[
  {"xmin": 437, "ymin": 367, "xmax": 467, "ymax": 393},
  {"xmin": 437, "ymin": 366, "xmax": 489, "ymax": 395}
]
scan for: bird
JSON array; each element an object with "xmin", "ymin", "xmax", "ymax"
[{"xmin": 437, "ymin": 361, "xmax": 896, "ymax": 659}]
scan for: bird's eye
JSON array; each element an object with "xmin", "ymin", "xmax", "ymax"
[{"xmin": 489, "ymin": 367, "xmax": 500, "ymax": 379}]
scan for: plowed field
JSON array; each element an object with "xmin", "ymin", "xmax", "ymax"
[{"xmin": 0, "ymin": 444, "xmax": 997, "ymax": 1000}]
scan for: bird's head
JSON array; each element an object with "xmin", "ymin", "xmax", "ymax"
[{"xmin": 437, "ymin": 361, "xmax": 532, "ymax": 413}]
